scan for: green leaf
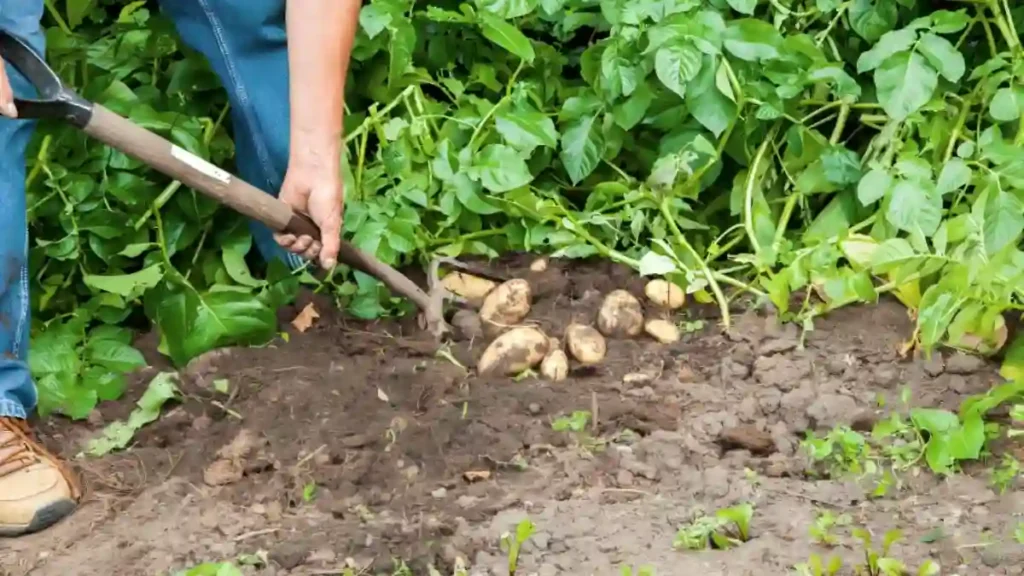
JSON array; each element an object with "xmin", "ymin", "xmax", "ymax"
[
  {"xmin": 990, "ymin": 87, "xmax": 1023, "ymax": 122},
  {"xmin": 560, "ymin": 114, "xmax": 603, "ymax": 185},
  {"xmin": 84, "ymin": 264, "xmax": 164, "ymax": 297},
  {"xmin": 726, "ymin": 0, "xmax": 756, "ymax": 15},
  {"xmin": 916, "ymin": 33, "xmax": 965, "ymax": 82},
  {"xmin": 638, "ymin": 251, "xmax": 678, "ymax": 276},
  {"xmin": 495, "ymin": 109, "xmax": 559, "ymax": 150},
  {"xmin": 875, "ymin": 51, "xmax": 938, "ymax": 121},
  {"xmin": 359, "ymin": 4, "xmax": 393, "ymax": 39},
  {"xmin": 936, "ymin": 159, "xmax": 971, "ymax": 194},
  {"xmin": 612, "ymin": 82, "xmax": 654, "ymax": 130},
  {"xmin": 886, "ymin": 179, "xmax": 942, "ymax": 236},
  {"xmin": 86, "ymin": 339, "xmax": 147, "ymax": 373},
  {"xmin": 453, "ymin": 174, "xmax": 503, "ymax": 214},
  {"xmin": 468, "ymin": 144, "xmax": 534, "ymax": 192},
  {"xmin": 85, "ymin": 372, "xmax": 179, "ymax": 457},
  {"xmin": 155, "ymin": 286, "xmax": 277, "ymax": 367},
  {"xmin": 221, "ymin": 225, "xmax": 265, "ymax": 288},
  {"xmin": 478, "ymin": 11, "xmax": 535, "ymax": 62},
  {"xmin": 858, "ymin": 167, "xmax": 894, "ymax": 205},
  {"xmin": 723, "ymin": 19, "xmax": 782, "ymax": 61},
  {"xmin": 930, "ymin": 9, "xmax": 971, "ymax": 33},
  {"xmin": 849, "ymin": 0, "xmax": 898, "ymax": 43},
  {"xmin": 982, "ymin": 188, "xmax": 1024, "ymax": 254},
  {"xmin": 655, "ymin": 42, "xmax": 702, "ymax": 99},
  {"xmin": 387, "ymin": 17, "xmax": 416, "ymax": 88},
  {"xmin": 67, "ymin": 0, "xmax": 96, "ymax": 29},
  {"xmin": 475, "ymin": 0, "xmax": 538, "ymax": 18},
  {"xmin": 856, "ymin": 28, "xmax": 916, "ymax": 72},
  {"xmin": 686, "ymin": 55, "xmax": 736, "ymax": 137}
]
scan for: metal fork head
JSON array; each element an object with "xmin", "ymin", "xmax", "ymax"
[{"xmin": 0, "ymin": 30, "xmax": 92, "ymax": 126}]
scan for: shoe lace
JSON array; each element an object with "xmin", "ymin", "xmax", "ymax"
[{"xmin": 0, "ymin": 417, "xmax": 82, "ymax": 499}]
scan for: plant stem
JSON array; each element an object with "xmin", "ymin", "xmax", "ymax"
[
  {"xmin": 830, "ymin": 103, "xmax": 851, "ymax": 144},
  {"xmin": 774, "ymin": 193, "xmax": 800, "ymax": 248},
  {"xmin": 944, "ymin": 96, "xmax": 974, "ymax": 162},
  {"xmin": 428, "ymin": 227, "xmax": 508, "ymax": 246},
  {"xmin": 344, "ymin": 85, "xmax": 416, "ymax": 144},
  {"xmin": 744, "ymin": 127, "xmax": 778, "ymax": 259},
  {"xmin": 43, "ymin": 0, "xmax": 72, "ymax": 35},
  {"xmin": 659, "ymin": 197, "xmax": 732, "ymax": 329},
  {"xmin": 988, "ymin": 0, "xmax": 1020, "ymax": 51},
  {"xmin": 133, "ymin": 181, "xmax": 183, "ymax": 230}
]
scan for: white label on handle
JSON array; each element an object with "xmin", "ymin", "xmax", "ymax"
[{"xmin": 171, "ymin": 145, "xmax": 232, "ymax": 185}]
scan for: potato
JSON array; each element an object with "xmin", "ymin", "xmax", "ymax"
[
  {"xmin": 540, "ymin": 349, "xmax": 569, "ymax": 381},
  {"xmin": 477, "ymin": 327, "xmax": 549, "ymax": 376},
  {"xmin": 644, "ymin": 319, "xmax": 680, "ymax": 343},
  {"xmin": 441, "ymin": 272, "xmax": 497, "ymax": 306},
  {"xmin": 597, "ymin": 290, "xmax": 644, "ymax": 337},
  {"xmin": 530, "ymin": 258, "xmax": 548, "ymax": 272},
  {"xmin": 479, "ymin": 279, "xmax": 532, "ymax": 332},
  {"xmin": 644, "ymin": 279, "xmax": 685, "ymax": 310},
  {"xmin": 565, "ymin": 323, "xmax": 607, "ymax": 365}
]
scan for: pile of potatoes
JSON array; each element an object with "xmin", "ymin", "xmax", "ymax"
[{"xmin": 441, "ymin": 263, "xmax": 687, "ymax": 381}]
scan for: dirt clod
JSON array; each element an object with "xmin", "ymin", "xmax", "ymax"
[
  {"xmin": 719, "ymin": 425, "xmax": 776, "ymax": 456},
  {"xmin": 946, "ymin": 351, "xmax": 986, "ymax": 374}
]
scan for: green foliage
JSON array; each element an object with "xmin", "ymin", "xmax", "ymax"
[
  {"xmin": 803, "ymin": 382, "xmax": 1024, "ymax": 491},
  {"xmin": 809, "ymin": 510, "xmax": 852, "ymax": 546},
  {"xmin": 83, "ymin": 371, "xmax": 179, "ymax": 456},
  {"xmin": 672, "ymin": 503, "xmax": 754, "ymax": 551},
  {"xmin": 851, "ymin": 528, "xmax": 940, "ymax": 576},
  {"xmin": 500, "ymin": 518, "xmax": 536, "ymax": 576},
  {"xmin": 28, "ymin": 0, "xmax": 1024, "ymax": 424}
]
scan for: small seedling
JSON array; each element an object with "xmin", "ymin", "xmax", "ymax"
[
  {"xmin": 673, "ymin": 503, "xmax": 753, "ymax": 551},
  {"xmin": 793, "ymin": 554, "xmax": 842, "ymax": 576},
  {"xmin": 500, "ymin": 518, "xmax": 536, "ymax": 576},
  {"xmin": 851, "ymin": 528, "xmax": 940, "ymax": 576},
  {"xmin": 551, "ymin": 410, "xmax": 604, "ymax": 452},
  {"xmin": 302, "ymin": 482, "xmax": 317, "ymax": 503},
  {"xmin": 552, "ymin": 410, "xmax": 591, "ymax": 433},
  {"xmin": 1015, "ymin": 523, "xmax": 1024, "ymax": 544},
  {"xmin": 809, "ymin": 510, "xmax": 851, "ymax": 546},
  {"xmin": 801, "ymin": 426, "xmax": 872, "ymax": 477},
  {"xmin": 620, "ymin": 565, "xmax": 656, "ymax": 576},
  {"xmin": 990, "ymin": 454, "xmax": 1020, "ymax": 494},
  {"xmin": 174, "ymin": 563, "xmax": 243, "ymax": 576}
]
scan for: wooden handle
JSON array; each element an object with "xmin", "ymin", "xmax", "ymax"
[{"xmin": 82, "ymin": 103, "xmax": 320, "ymax": 239}]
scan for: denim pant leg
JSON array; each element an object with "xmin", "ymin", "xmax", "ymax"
[
  {"xmin": 0, "ymin": 2, "xmax": 46, "ymax": 419},
  {"xmin": 157, "ymin": 0, "xmax": 304, "ymax": 270}
]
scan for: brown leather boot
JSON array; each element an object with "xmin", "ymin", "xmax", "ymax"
[{"xmin": 0, "ymin": 417, "xmax": 80, "ymax": 537}]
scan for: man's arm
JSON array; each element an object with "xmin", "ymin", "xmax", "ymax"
[{"xmin": 275, "ymin": 1, "xmax": 361, "ymax": 269}]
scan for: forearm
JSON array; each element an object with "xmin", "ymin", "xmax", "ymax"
[{"xmin": 285, "ymin": 0, "xmax": 361, "ymax": 169}]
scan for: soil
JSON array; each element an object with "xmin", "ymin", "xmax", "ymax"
[{"xmin": 2, "ymin": 255, "xmax": 1022, "ymax": 576}]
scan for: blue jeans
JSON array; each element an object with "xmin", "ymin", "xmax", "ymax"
[{"xmin": 0, "ymin": 0, "xmax": 302, "ymax": 419}]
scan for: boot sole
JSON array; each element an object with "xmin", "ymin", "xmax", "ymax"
[{"xmin": 0, "ymin": 499, "xmax": 77, "ymax": 538}]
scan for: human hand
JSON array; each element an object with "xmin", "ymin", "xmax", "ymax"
[
  {"xmin": 0, "ymin": 57, "xmax": 18, "ymax": 118},
  {"xmin": 273, "ymin": 157, "xmax": 344, "ymax": 269}
]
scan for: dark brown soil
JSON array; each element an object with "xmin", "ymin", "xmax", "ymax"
[{"xmin": 3, "ymin": 255, "xmax": 1022, "ymax": 576}]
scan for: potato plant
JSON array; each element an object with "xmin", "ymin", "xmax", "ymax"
[{"xmin": 25, "ymin": 0, "xmax": 1024, "ymax": 421}]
